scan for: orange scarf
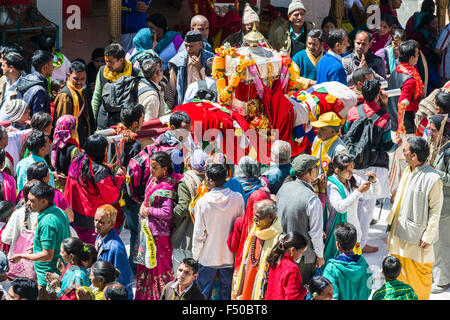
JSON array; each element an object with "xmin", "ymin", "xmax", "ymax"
[
  {"xmin": 66, "ymin": 80, "xmax": 85, "ymax": 143},
  {"xmin": 395, "ymin": 63, "xmax": 424, "ymax": 100}
]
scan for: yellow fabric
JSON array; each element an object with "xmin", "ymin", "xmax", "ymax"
[
  {"xmin": 232, "ymin": 217, "xmax": 283, "ymax": 300},
  {"xmin": 103, "ymin": 59, "xmax": 133, "ymax": 82},
  {"xmin": 353, "ymin": 242, "xmax": 362, "ymax": 255},
  {"xmin": 141, "ymin": 218, "xmax": 157, "ymax": 268},
  {"xmin": 311, "ymin": 134, "xmax": 339, "ymax": 174},
  {"xmin": 310, "ymin": 111, "xmax": 341, "ymax": 128},
  {"xmin": 305, "ymin": 49, "xmax": 323, "ymax": 67},
  {"xmin": 66, "ymin": 80, "xmax": 84, "ymax": 143},
  {"xmin": 393, "ymin": 254, "xmax": 433, "ymax": 300}
]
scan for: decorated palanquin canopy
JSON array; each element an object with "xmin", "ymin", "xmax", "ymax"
[{"xmin": 212, "ymin": 27, "xmax": 308, "ymax": 158}]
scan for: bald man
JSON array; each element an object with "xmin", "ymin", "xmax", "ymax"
[{"xmin": 178, "ymin": 15, "xmax": 213, "ymax": 53}]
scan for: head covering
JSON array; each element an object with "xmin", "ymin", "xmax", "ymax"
[
  {"xmin": 130, "ymin": 28, "xmax": 157, "ymax": 65},
  {"xmin": 429, "ymin": 114, "xmax": 450, "ymax": 139},
  {"xmin": 132, "ymin": 28, "xmax": 153, "ymax": 54},
  {"xmin": 147, "ymin": 13, "xmax": 168, "ymax": 31},
  {"xmin": 292, "ymin": 154, "xmax": 319, "ymax": 175},
  {"xmin": 190, "ymin": 148, "xmax": 209, "ymax": 172},
  {"xmin": 51, "ymin": 115, "xmax": 78, "ymax": 169},
  {"xmin": 288, "ymin": 0, "xmax": 306, "ymax": 16},
  {"xmin": 235, "ymin": 156, "xmax": 263, "ymax": 196},
  {"xmin": 237, "ymin": 156, "xmax": 260, "ymax": 178},
  {"xmin": 242, "ymin": 3, "xmax": 260, "ymax": 25},
  {"xmin": 184, "ymin": 30, "xmax": 203, "ymax": 43},
  {"xmin": 4, "ymin": 99, "xmax": 27, "ymax": 122},
  {"xmin": 0, "ymin": 250, "xmax": 8, "ymax": 274},
  {"xmin": 310, "ymin": 112, "xmax": 341, "ymax": 128}
]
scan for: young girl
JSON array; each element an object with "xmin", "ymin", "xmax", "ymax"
[
  {"xmin": 307, "ymin": 276, "xmax": 334, "ymax": 300},
  {"xmin": 324, "ymin": 154, "xmax": 380, "ymax": 263},
  {"xmin": 81, "ymin": 243, "xmax": 98, "ymax": 271},
  {"xmin": 135, "ymin": 151, "xmax": 182, "ymax": 300},
  {"xmin": 0, "ymin": 180, "xmax": 38, "ymax": 258},
  {"xmin": 45, "ymin": 237, "xmax": 91, "ymax": 300},
  {"xmin": 76, "ymin": 260, "xmax": 120, "ymax": 300},
  {"xmin": 264, "ymin": 232, "xmax": 309, "ymax": 300}
]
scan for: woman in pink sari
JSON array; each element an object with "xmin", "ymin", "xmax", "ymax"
[{"xmin": 135, "ymin": 151, "xmax": 182, "ymax": 300}]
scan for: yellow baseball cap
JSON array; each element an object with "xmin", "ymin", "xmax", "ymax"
[{"xmin": 310, "ymin": 112, "xmax": 341, "ymax": 128}]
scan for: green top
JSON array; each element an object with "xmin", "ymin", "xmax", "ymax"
[
  {"xmin": 34, "ymin": 204, "xmax": 71, "ymax": 286},
  {"xmin": 371, "ymin": 280, "xmax": 418, "ymax": 300}
]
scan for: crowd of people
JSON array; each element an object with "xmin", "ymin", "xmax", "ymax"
[{"xmin": 0, "ymin": 0, "xmax": 449, "ymax": 301}]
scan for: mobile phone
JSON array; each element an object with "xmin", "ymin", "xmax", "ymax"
[{"xmin": 368, "ymin": 176, "xmax": 374, "ymax": 182}]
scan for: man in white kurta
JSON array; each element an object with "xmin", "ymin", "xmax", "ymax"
[{"xmin": 386, "ymin": 137, "xmax": 444, "ymax": 300}]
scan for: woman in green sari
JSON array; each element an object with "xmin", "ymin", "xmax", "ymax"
[{"xmin": 322, "ymin": 154, "xmax": 380, "ymax": 267}]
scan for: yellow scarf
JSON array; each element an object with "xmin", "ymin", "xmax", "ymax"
[
  {"xmin": 103, "ymin": 59, "xmax": 133, "ymax": 82},
  {"xmin": 311, "ymin": 135, "xmax": 339, "ymax": 174},
  {"xmin": 141, "ymin": 218, "xmax": 157, "ymax": 269},
  {"xmin": 232, "ymin": 217, "xmax": 283, "ymax": 300},
  {"xmin": 306, "ymin": 49, "xmax": 323, "ymax": 66},
  {"xmin": 66, "ymin": 81, "xmax": 84, "ymax": 143}
]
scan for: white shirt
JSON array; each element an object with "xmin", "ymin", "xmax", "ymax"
[
  {"xmin": 183, "ymin": 76, "xmax": 216, "ymax": 104},
  {"xmin": 326, "ymin": 174, "xmax": 381, "ymax": 242},
  {"xmin": 192, "ymin": 187, "xmax": 245, "ymax": 267},
  {"xmin": 306, "ymin": 196, "xmax": 325, "ymax": 258},
  {"xmin": 327, "ymin": 49, "xmax": 343, "ymax": 62},
  {"xmin": 436, "ymin": 24, "xmax": 450, "ymax": 78}
]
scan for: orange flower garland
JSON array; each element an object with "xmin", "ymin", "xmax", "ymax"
[{"xmin": 212, "ymin": 46, "xmax": 256, "ymax": 105}]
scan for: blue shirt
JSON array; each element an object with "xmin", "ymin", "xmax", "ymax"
[
  {"xmin": 316, "ymin": 52, "xmax": 348, "ymax": 85},
  {"xmin": 121, "ymin": 0, "xmax": 151, "ymax": 34},
  {"xmin": 16, "ymin": 154, "xmax": 55, "ymax": 192},
  {"xmin": 96, "ymin": 228, "xmax": 134, "ymax": 300},
  {"xmin": 263, "ymin": 163, "xmax": 292, "ymax": 195}
]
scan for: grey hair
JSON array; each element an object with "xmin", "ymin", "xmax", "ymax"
[
  {"xmin": 271, "ymin": 140, "xmax": 291, "ymax": 164},
  {"xmin": 236, "ymin": 156, "xmax": 260, "ymax": 178},
  {"xmin": 254, "ymin": 199, "xmax": 277, "ymax": 218},
  {"xmin": 141, "ymin": 56, "xmax": 163, "ymax": 79}
]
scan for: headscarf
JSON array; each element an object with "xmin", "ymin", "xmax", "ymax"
[
  {"xmin": 429, "ymin": 114, "xmax": 450, "ymax": 139},
  {"xmin": 129, "ymin": 28, "xmax": 157, "ymax": 64},
  {"xmin": 51, "ymin": 115, "xmax": 81, "ymax": 169},
  {"xmin": 236, "ymin": 156, "xmax": 262, "ymax": 195},
  {"xmin": 190, "ymin": 148, "xmax": 209, "ymax": 173}
]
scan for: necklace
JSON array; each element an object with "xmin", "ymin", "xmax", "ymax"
[{"xmin": 250, "ymin": 236, "xmax": 265, "ymax": 268}]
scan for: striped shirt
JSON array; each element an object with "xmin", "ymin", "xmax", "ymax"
[{"xmin": 436, "ymin": 24, "xmax": 450, "ymax": 79}]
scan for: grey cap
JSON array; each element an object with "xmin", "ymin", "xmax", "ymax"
[
  {"xmin": 0, "ymin": 250, "xmax": 8, "ymax": 274},
  {"xmin": 291, "ymin": 154, "xmax": 319, "ymax": 175}
]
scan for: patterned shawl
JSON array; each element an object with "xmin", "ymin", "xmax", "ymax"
[{"xmin": 51, "ymin": 115, "xmax": 81, "ymax": 169}]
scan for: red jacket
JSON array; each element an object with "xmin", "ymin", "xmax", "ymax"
[{"xmin": 264, "ymin": 254, "xmax": 307, "ymax": 300}]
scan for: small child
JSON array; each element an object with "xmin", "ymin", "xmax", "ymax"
[
  {"xmin": 265, "ymin": 232, "xmax": 309, "ymax": 300},
  {"xmin": 307, "ymin": 276, "xmax": 334, "ymax": 300},
  {"xmin": 103, "ymin": 282, "xmax": 129, "ymax": 300},
  {"xmin": 76, "ymin": 260, "xmax": 120, "ymax": 300},
  {"xmin": 160, "ymin": 258, "xmax": 205, "ymax": 300},
  {"xmin": 81, "ymin": 243, "xmax": 98, "ymax": 271},
  {"xmin": 0, "ymin": 250, "xmax": 11, "ymax": 300},
  {"xmin": 322, "ymin": 222, "xmax": 373, "ymax": 300},
  {"xmin": 49, "ymin": 79, "xmax": 66, "ymax": 119},
  {"xmin": 371, "ymin": 255, "xmax": 418, "ymax": 300}
]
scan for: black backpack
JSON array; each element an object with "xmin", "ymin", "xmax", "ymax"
[
  {"xmin": 101, "ymin": 76, "xmax": 155, "ymax": 113},
  {"xmin": 342, "ymin": 104, "xmax": 386, "ymax": 170},
  {"xmin": 193, "ymin": 79, "xmax": 218, "ymax": 102}
]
